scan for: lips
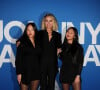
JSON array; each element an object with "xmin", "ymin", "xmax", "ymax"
[
  {"xmin": 28, "ymin": 34, "xmax": 32, "ymax": 36},
  {"xmin": 66, "ymin": 35, "xmax": 70, "ymax": 38}
]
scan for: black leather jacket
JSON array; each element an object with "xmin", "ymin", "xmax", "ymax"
[{"xmin": 60, "ymin": 41, "xmax": 84, "ymax": 75}]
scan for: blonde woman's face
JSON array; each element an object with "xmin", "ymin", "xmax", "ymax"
[
  {"xmin": 45, "ymin": 16, "xmax": 54, "ymax": 30},
  {"xmin": 27, "ymin": 25, "xmax": 35, "ymax": 38}
]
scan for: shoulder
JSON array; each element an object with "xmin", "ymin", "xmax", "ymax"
[
  {"xmin": 53, "ymin": 31, "xmax": 61, "ymax": 35},
  {"xmin": 38, "ymin": 30, "xmax": 46, "ymax": 36},
  {"xmin": 38, "ymin": 30, "xmax": 46, "ymax": 33},
  {"xmin": 16, "ymin": 35, "xmax": 26, "ymax": 44},
  {"xmin": 38, "ymin": 30, "xmax": 46, "ymax": 40},
  {"xmin": 77, "ymin": 43, "xmax": 84, "ymax": 52},
  {"xmin": 16, "ymin": 36, "xmax": 29, "ymax": 48},
  {"xmin": 53, "ymin": 31, "xmax": 61, "ymax": 37}
]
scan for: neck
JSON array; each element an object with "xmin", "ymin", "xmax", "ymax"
[
  {"xmin": 67, "ymin": 40, "xmax": 73, "ymax": 44},
  {"xmin": 29, "ymin": 37, "xmax": 35, "ymax": 47},
  {"xmin": 29, "ymin": 37, "xmax": 34, "ymax": 42},
  {"xmin": 47, "ymin": 29, "xmax": 52, "ymax": 32}
]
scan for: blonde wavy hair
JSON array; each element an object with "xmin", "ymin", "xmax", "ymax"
[{"xmin": 41, "ymin": 13, "xmax": 58, "ymax": 31}]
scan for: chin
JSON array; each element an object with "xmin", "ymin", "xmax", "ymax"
[
  {"xmin": 66, "ymin": 37, "xmax": 70, "ymax": 40},
  {"xmin": 28, "ymin": 36, "xmax": 33, "ymax": 38},
  {"xmin": 67, "ymin": 38, "xmax": 73, "ymax": 41}
]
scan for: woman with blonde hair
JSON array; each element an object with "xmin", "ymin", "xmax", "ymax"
[{"xmin": 38, "ymin": 13, "xmax": 62, "ymax": 90}]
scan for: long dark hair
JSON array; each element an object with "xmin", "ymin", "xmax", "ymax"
[
  {"xmin": 17, "ymin": 22, "xmax": 38, "ymax": 44},
  {"xmin": 23, "ymin": 22, "xmax": 38, "ymax": 39},
  {"xmin": 63, "ymin": 27, "xmax": 79, "ymax": 44}
]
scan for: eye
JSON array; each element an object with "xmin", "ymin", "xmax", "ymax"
[{"xmin": 50, "ymin": 20, "xmax": 53, "ymax": 22}]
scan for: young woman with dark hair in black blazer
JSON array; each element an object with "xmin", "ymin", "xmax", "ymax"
[
  {"xmin": 38, "ymin": 13, "xmax": 62, "ymax": 90},
  {"xmin": 15, "ymin": 23, "xmax": 41, "ymax": 90},
  {"xmin": 60, "ymin": 27, "xmax": 84, "ymax": 90}
]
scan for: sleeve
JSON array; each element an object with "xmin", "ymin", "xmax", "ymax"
[
  {"xmin": 16, "ymin": 35, "xmax": 25, "ymax": 47},
  {"xmin": 16, "ymin": 36, "xmax": 23, "ymax": 43},
  {"xmin": 59, "ymin": 50, "xmax": 63, "ymax": 60},
  {"xmin": 15, "ymin": 44, "xmax": 23, "ymax": 75},
  {"xmin": 37, "ymin": 30, "xmax": 43, "ymax": 46},
  {"xmin": 77, "ymin": 46, "xmax": 84, "ymax": 75},
  {"xmin": 57, "ymin": 33, "xmax": 62, "ymax": 48},
  {"xmin": 58, "ymin": 42, "xmax": 66, "ymax": 60}
]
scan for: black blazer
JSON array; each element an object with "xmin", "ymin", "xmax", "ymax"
[
  {"xmin": 38, "ymin": 30, "xmax": 62, "ymax": 72},
  {"xmin": 15, "ymin": 36, "xmax": 41, "ymax": 77},
  {"xmin": 60, "ymin": 41, "xmax": 84, "ymax": 75}
]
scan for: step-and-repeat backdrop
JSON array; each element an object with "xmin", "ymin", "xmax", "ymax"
[{"xmin": 0, "ymin": 0, "xmax": 100, "ymax": 90}]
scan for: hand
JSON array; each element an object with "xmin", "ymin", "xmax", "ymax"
[
  {"xmin": 17, "ymin": 74, "xmax": 21, "ymax": 84},
  {"xmin": 57, "ymin": 48, "xmax": 62, "ymax": 56},
  {"xmin": 74, "ymin": 75, "xmax": 80, "ymax": 83},
  {"xmin": 16, "ymin": 41, "xmax": 20, "ymax": 47}
]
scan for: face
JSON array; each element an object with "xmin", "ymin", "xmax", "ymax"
[
  {"xmin": 66, "ymin": 29, "xmax": 75, "ymax": 41},
  {"xmin": 44, "ymin": 16, "xmax": 54, "ymax": 30},
  {"xmin": 26, "ymin": 25, "xmax": 35, "ymax": 39}
]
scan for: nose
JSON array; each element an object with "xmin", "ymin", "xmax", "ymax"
[{"xmin": 47, "ymin": 21, "xmax": 50, "ymax": 24}]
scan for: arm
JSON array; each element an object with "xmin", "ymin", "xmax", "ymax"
[
  {"xmin": 15, "ymin": 45, "xmax": 23, "ymax": 75},
  {"xmin": 77, "ymin": 46, "xmax": 84, "ymax": 75},
  {"xmin": 74, "ymin": 46, "xmax": 84, "ymax": 82},
  {"xmin": 16, "ymin": 35, "xmax": 25, "ymax": 47},
  {"xmin": 57, "ymin": 33, "xmax": 62, "ymax": 56},
  {"xmin": 37, "ymin": 30, "xmax": 43, "ymax": 47},
  {"xmin": 15, "ymin": 44, "xmax": 23, "ymax": 84},
  {"xmin": 57, "ymin": 33, "xmax": 62, "ymax": 48}
]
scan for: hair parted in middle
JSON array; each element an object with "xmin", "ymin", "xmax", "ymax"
[
  {"xmin": 23, "ymin": 22, "xmax": 38, "ymax": 40},
  {"xmin": 41, "ymin": 13, "xmax": 58, "ymax": 31}
]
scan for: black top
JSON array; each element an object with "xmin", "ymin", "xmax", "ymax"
[
  {"xmin": 60, "ymin": 41, "xmax": 84, "ymax": 84},
  {"xmin": 38, "ymin": 30, "xmax": 62, "ymax": 73},
  {"xmin": 15, "ymin": 36, "xmax": 41, "ymax": 85}
]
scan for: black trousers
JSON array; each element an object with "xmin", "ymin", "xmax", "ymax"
[{"xmin": 40, "ymin": 65, "xmax": 57, "ymax": 90}]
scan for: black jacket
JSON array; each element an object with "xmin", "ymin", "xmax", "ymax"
[
  {"xmin": 15, "ymin": 36, "xmax": 41, "ymax": 84},
  {"xmin": 38, "ymin": 30, "xmax": 62, "ymax": 72},
  {"xmin": 60, "ymin": 41, "xmax": 84, "ymax": 84},
  {"xmin": 60, "ymin": 41, "xmax": 84, "ymax": 75}
]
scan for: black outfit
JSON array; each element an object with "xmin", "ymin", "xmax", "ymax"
[
  {"xmin": 38, "ymin": 30, "xmax": 61, "ymax": 90},
  {"xmin": 60, "ymin": 40, "xmax": 84, "ymax": 84},
  {"xmin": 15, "ymin": 36, "xmax": 41, "ymax": 85}
]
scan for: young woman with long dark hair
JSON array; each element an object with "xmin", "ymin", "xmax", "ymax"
[
  {"xmin": 60, "ymin": 27, "xmax": 84, "ymax": 90},
  {"xmin": 15, "ymin": 23, "xmax": 41, "ymax": 90}
]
